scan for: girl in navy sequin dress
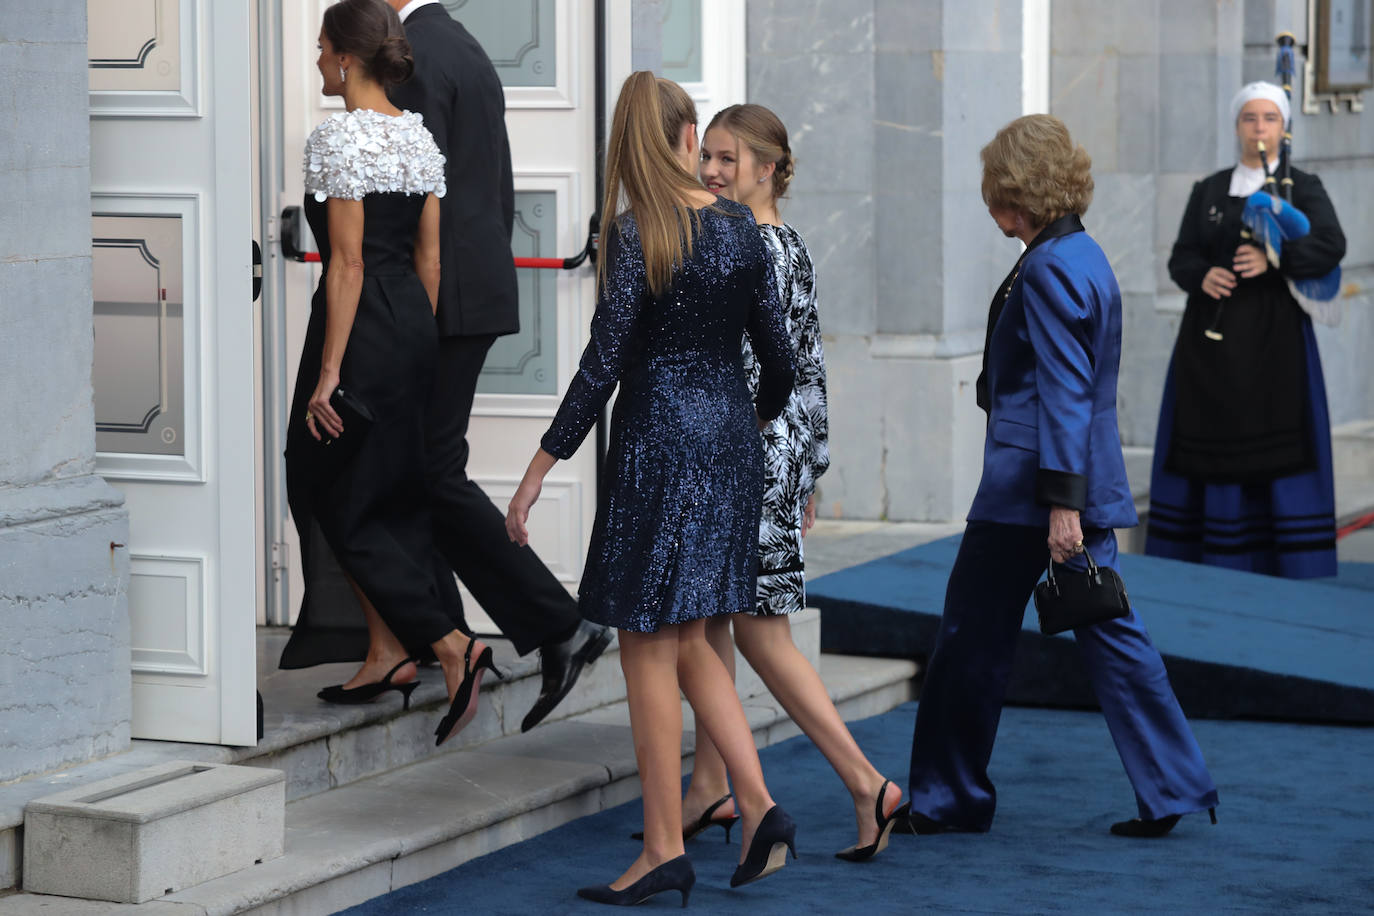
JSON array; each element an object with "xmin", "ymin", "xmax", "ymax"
[
  {"xmin": 506, "ymin": 74, "xmax": 797, "ymax": 903},
  {"xmin": 675, "ymin": 104, "xmax": 907, "ymax": 863}
]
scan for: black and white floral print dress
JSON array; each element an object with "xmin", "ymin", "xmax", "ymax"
[{"xmin": 742, "ymin": 223, "xmax": 829, "ymax": 615}]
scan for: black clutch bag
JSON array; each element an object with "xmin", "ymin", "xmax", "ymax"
[
  {"xmin": 318, "ymin": 386, "xmax": 376, "ymax": 465},
  {"xmin": 1032, "ymin": 548, "xmax": 1131, "ymax": 635}
]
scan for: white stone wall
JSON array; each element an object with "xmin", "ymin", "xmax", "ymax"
[{"xmin": 0, "ymin": 2, "xmax": 132, "ymax": 784}]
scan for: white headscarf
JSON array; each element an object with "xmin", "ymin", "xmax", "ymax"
[{"xmin": 1229, "ymin": 81, "xmax": 1290, "ymax": 126}]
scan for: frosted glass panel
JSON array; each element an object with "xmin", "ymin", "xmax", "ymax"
[
  {"xmin": 660, "ymin": 0, "xmax": 702, "ymax": 84},
  {"xmin": 478, "ymin": 191, "xmax": 557, "ymax": 395},
  {"xmin": 93, "ymin": 215, "xmax": 185, "ymax": 456},
  {"xmin": 445, "ymin": 0, "xmax": 556, "ymax": 87},
  {"xmin": 88, "ymin": 0, "xmax": 182, "ymax": 92}
]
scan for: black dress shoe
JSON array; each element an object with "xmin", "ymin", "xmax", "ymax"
[
  {"xmin": 1110, "ymin": 806, "xmax": 1216, "ymax": 837},
  {"xmin": 521, "ymin": 620, "xmax": 613, "ymax": 733},
  {"xmin": 576, "ymin": 855, "xmax": 695, "ymax": 907}
]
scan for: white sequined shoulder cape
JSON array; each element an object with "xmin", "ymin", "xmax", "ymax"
[{"xmin": 303, "ymin": 109, "xmax": 446, "ymax": 202}]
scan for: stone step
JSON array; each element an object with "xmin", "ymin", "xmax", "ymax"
[
  {"xmin": 0, "ymin": 611, "xmax": 819, "ymax": 891},
  {"xmin": 0, "ymin": 652, "xmax": 918, "ymax": 916},
  {"xmin": 22, "ymin": 763, "xmax": 284, "ymax": 904}
]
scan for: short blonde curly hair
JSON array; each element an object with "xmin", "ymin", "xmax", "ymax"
[{"xmin": 981, "ymin": 114, "xmax": 1093, "ymax": 228}]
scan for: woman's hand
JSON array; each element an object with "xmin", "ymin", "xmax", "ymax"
[
  {"xmin": 306, "ymin": 369, "xmax": 343, "ymax": 441},
  {"xmin": 1232, "ymin": 244, "xmax": 1269, "ymax": 279},
  {"xmin": 802, "ymin": 493, "xmax": 817, "ymax": 537},
  {"xmin": 1200, "ymin": 266, "xmax": 1237, "ymax": 300},
  {"xmin": 505, "ymin": 479, "xmax": 540, "ymax": 546},
  {"xmin": 506, "ymin": 449, "xmax": 558, "ymax": 546},
  {"xmin": 1048, "ymin": 505, "xmax": 1084, "ymax": 564}
]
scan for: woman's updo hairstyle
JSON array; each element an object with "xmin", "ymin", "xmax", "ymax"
[
  {"xmin": 704, "ymin": 104, "xmax": 795, "ymax": 201},
  {"xmin": 322, "ymin": 0, "xmax": 414, "ymax": 87},
  {"xmin": 980, "ymin": 114, "xmax": 1093, "ymax": 228}
]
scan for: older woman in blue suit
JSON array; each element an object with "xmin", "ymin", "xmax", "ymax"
[{"xmin": 906, "ymin": 115, "xmax": 1219, "ymax": 838}]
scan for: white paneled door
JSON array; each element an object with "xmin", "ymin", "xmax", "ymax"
[{"xmin": 89, "ymin": 0, "xmax": 258, "ymax": 744}]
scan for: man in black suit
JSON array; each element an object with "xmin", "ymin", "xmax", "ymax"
[{"xmin": 385, "ymin": 0, "xmax": 611, "ymax": 732}]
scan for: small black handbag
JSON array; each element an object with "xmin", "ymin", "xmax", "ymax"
[
  {"xmin": 1032, "ymin": 548, "xmax": 1131, "ymax": 635},
  {"xmin": 316, "ymin": 386, "xmax": 376, "ymax": 468}
]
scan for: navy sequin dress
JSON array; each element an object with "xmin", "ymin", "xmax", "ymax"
[{"xmin": 541, "ymin": 198, "xmax": 795, "ymax": 633}]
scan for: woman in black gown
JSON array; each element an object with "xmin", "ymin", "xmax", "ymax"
[
  {"xmin": 506, "ymin": 74, "xmax": 797, "ymax": 905},
  {"xmin": 281, "ymin": 0, "xmax": 496, "ymax": 746}
]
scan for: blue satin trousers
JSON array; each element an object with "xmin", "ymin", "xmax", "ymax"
[{"xmin": 907, "ymin": 521, "xmax": 1219, "ymax": 830}]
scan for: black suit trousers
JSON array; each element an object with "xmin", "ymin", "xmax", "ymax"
[{"xmin": 427, "ymin": 334, "xmax": 582, "ymax": 655}]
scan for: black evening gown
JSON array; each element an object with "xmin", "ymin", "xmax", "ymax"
[
  {"xmin": 278, "ymin": 113, "xmax": 462, "ymax": 668},
  {"xmin": 540, "ymin": 198, "xmax": 795, "ymax": 633}
]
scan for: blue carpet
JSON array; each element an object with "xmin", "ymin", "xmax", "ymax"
[
  {"xmin": 809, "ymin": 536, "xmax": 1374, "ymax": 723},
  {"xmin": 338, "ymin": 703, "xmax": 1374, "ymax": 915}
]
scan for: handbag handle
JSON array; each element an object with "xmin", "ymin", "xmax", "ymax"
[{"xmin": 1044, "ymin": 547, "xmax": 1101, "ymax": 595}]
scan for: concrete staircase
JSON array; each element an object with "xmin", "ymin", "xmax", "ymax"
[{"xmin": 0, "ymin": 609, "xmax": 918, "ymax": 915}]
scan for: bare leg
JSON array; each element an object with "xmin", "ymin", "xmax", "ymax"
[
  {"xmin": 676, "ymin": 619, "xmax": 775, "ymax": 864},
  {"xmin": 733, "ymin": 613, "xmax": 897, "ymax": 846},
  {"xmin": 341, "ymin": 575, "xmax": 417, "ymax": 689},
  {"xmin": 429, "ymin": 628, "xmax": 479, "ymax": 704},
  {"xmin": 681, "ymin": 615, "xmax": 738, "ymax": 822},
  {"xmin": 337, "ymin": 573, "xmax": 477, "ymax": 708},
  {"xmin": 613, "ymin": 627, "xmax": 687, "ymax": 889}
]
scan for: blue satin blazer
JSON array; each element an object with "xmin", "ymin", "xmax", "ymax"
[{"xmin": 967, "ymin": 215, "xmax": 1138, "ymax": 531}]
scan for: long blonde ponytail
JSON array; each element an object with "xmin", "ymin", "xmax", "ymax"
[{"xmin": 599, "ymin": 72, "xmax": 706, "ymax": 298}]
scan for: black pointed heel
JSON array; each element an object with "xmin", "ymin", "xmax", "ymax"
[
  {"xmin": 434, "ymin": 640, "xmax": 505, "ymax": 747},
  {"xmin": 1110, "ymin": 806, "xmax": 1216, "ymax": 837},
  {"xmin": 632, "ymin": 794, "xmax": 740, "ymax": 843},
  {"xmin": 576, "ymin": 855, "xmax": 695, "ymax": 907},
  {"xmin": 835, "ymin": 780, "xmax": 909, "ymax": 862},
  {"xmin": 729, "ymin": 805, "xmax": 797, "ymax": 888},
  {"xmin": 317, "ymin": 658, "xmax": 418, "ymax": 708}
]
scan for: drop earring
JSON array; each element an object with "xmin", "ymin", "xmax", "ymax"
[{"xmin": 339, "ymin": 66, "xmax": 346, "ymax": 83}]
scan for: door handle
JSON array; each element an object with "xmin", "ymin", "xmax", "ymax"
[
  {"xmin": 252, "ymin": 240, "xmax": 263, "ymax": 301},
  {"xmin": 280, "ymin": 205, "xmax": 319, "ymax": 262}
]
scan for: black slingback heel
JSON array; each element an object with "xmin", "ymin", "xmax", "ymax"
[
  {"xmin": 632, "ymin": 794, "xmax": 740, "ymax": 843},
  {"xmin": 835, "ymin": 780, "xmax": 910, "ymax": 862},
  {"xmin": 435, "ymin": 640, "xmax": 505, "ymax": 746},
  {"xmin": 317, "ymin": 658, "xmax": 419, "ymax": 710}
]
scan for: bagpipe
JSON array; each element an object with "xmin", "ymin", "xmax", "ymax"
[{"xmin": 1234, "ymin": 33, "xmax": 1342, "ymax": 327}]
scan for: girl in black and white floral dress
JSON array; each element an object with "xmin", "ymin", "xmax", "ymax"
[
  {"xmin": 746, "ymin": 220, "xmax": 828, "ymax": 615},
  {"xmin": 678, "ymin": 104, "xmax": 907, "ymax": 862}
]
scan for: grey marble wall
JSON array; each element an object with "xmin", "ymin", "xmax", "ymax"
[
  {"xmin": 748, "ymin": 0, "xmax": 1021, "ymax": 521},
  {"xmin": 0, "ymin": 2, "xmax": 132, "ymax": 784},
  {"xmin": 1052, "ymin": 0, "xmax": 1374, "ymax": 447}
]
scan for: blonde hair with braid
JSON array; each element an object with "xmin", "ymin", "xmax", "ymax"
[{"xmin": 704, "ymin": 103, "xmax": 795, "ymax": 202}]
